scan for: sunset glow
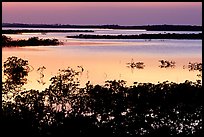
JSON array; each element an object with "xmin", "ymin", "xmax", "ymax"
[
  {"xmin": 2, "ymin": 2, "xmax": 202, "ymax": 136},
  {"xmin": 2, "ymin": 2, "xmax": 202, "ymax": 25}
]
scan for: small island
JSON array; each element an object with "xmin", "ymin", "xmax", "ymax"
[
  {"xmin": 2, "ymin": 35, "xmax": 62, "ymax": 47},
  {"xmin": 66, "ymin": 33, "xmax": 202, "ymax": 39}
]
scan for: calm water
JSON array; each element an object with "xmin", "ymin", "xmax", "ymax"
[{"xmin": 2, "ymin": 28, "xmax": 202, "ymax": 91}]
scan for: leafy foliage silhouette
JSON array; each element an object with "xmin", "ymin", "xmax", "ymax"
[
  {"xmin": 2, "ymin": 56, "xmax": 32, "ymax": 102},
  {"xmin": 3, "ymin": 56, "xmax": 31, "ymax": 86},
  {"xmin": 2, "ymin": 56, "xmax": 203, "ymax": 136}
]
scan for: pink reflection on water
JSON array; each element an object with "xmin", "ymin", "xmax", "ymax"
[{"xmin": 2, "ymin": 40, "xmax": 202, "ymax": 91}]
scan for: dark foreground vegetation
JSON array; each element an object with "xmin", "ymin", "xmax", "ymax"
[
  {"xmin": 3, "ymin": 23, "xmax": 202, "ymax": 31},
  {"xmin": 2, "ymin": 35, "xmax": 61, "ymax": 47},
  {"xmin": 2, "ymin": 56, "xmax": 203, "ymax": 136},
  {"xmin": 67, "ymin": 33, "xmax": 202, "ymax": 39},
  {"xmin": 2, "ymin": 29, "xmax": 94, "ymax": 34}
]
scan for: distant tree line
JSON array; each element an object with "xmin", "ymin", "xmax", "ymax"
[
  {"xmin": 2, "ymin": 35, "xmax": 61, "ymax": 47},
  {"xmin": 2, "ymin": 23, "xmax": 202, "ymax": 31},
  {"xmin": 67, "ymin": 33, "xmax": 202, "ymax": 39},
  {"xmin": 2, "ymin": 56, "xmax": 203, "ymax": 136}
]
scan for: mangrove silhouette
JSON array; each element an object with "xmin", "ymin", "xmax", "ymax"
[
  {"xmin": 66, "ymin": 33, "xmax": 202, "ymax": 39},
  {"xmin": 37, "ymin": 66, "xmax": 46, "ymax": 85},
  {"xmin": 126, "ymin": 59, "xmax": 145, "ymax": 69},
  {"xmin": 2, "ymin": 29, "xmax": 94, "ymax": 34},
  {"xmin": 2, "ymin": 56, "xmax": 203, "ymax": 136},
  {"xmin": 183, "ymin": 62, "xmax": 202, "ymax": 78},
  {"xmin": 2, "ymin": 35, "xmax": 61, "ymax": 47},
  {"xmin": 159, "ymin": 60, "xmax": 176, "ymax": 68},
  {"xmin": 3, "ymin": 56, "xmax": 31, "ymax": 87},
  {"xmin": 187, "ymin": 62, "xmax": 202, "ymax": 72},
  {"xmin": 3, "ymin": 23, "xmax": 202, "ymax": 31}
]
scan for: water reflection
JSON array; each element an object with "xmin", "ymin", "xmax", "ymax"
[{"xmin": 2, "ymin": 38, "xmax": 202, "ymax": 91}]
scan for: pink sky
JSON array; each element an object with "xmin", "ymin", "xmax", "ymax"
[{"xmin": 2, "ymin": 2, "xmax": 202, "ymax": 25}]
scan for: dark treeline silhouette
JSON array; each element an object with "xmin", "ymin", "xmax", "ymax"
[
  {"xmin": 67, "ymin": 33, "xmax": 202, "ymax": 39},
  {"xmin": 2, "ymin": 35, "xmax": 61, "ymax": 47},
  {"xmin": 2, "ymin": 23, "xmax": 202, "ymax": 31},
  {"xmin": 2, "ymin": 56, "xmax": 203, "ymax": 136},
  {"xmin": 2, "ymin": 29, "xmax": 94, "ymax": 34}
]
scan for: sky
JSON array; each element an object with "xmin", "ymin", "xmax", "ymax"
[{"xmin": 2, "ymin": 2, "xmax": 202, "ymax": 25}]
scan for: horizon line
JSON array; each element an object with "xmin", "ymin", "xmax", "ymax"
[{"xmin": 2, "ymin": 22, "xmax": 202, "ymax": 26}]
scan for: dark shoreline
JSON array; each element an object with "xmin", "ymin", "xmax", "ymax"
[
  {"xmin": 2, "ymin": 23, "xmax": 202, "ymax": 31},
  {"xmin": 2, "ymin": 35, "xmax": 61, "ymax": 47},
  {"xmin": 67, "ymin": 33, "xmax": 202, "ymax": 39}
]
